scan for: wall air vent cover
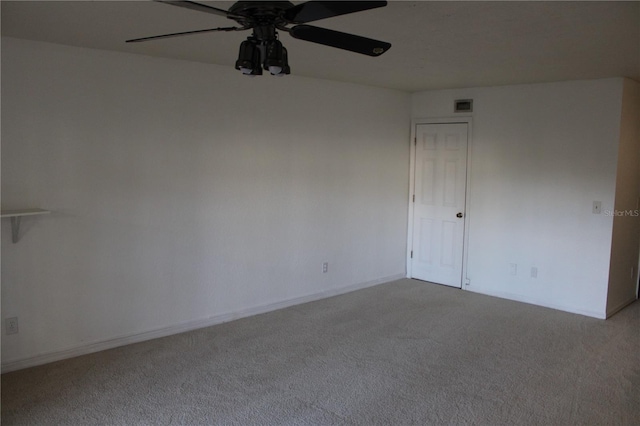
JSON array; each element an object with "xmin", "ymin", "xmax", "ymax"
[{"xmin": 454, "ymin": 99, "xmax": 473, "ymax": 113}]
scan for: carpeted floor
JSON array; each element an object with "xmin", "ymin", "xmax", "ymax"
[{"xmin": 2, "ymin": 278, "xmax": 639, "ymax": 425}]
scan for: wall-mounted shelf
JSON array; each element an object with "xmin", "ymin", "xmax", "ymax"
[{"xmin": 1, "ymin": 208, "xmax": 50, "ymax": 243}]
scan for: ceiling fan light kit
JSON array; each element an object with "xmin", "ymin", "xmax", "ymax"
[
  {"xmin": 236, "ymin": 35, "xmax": 289, "ymax": 76},
  {"xmin": 127, "ymin": 0, "xmax": 391, "ymax": 77}
]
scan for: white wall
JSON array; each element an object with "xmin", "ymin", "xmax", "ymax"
[
  {"xmin": 607, "ymin": 78, "xmax": 640, "ymax": 316},
  {"xmin": 1, "ymin": 38, "xmax": 410, "ymax": 370},
  {"xmin": 412, "ymin": 79, "xmax": 625, "ymax": 318}
]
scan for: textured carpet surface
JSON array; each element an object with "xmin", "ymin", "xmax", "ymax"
[{"xmin": 2, "ymin": 279, "xmax": 639, "ymax": 425}]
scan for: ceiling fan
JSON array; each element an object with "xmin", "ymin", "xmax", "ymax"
[{"xmin": 126, "ymin": 1, "xmax": 391, "ymax": 76}]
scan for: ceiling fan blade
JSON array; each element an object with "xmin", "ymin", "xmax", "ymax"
[
  {"xmin": 154, "ymin": 1, "xmax": 235, "ymax": 18},
  {"xmin": 289, "ymin": 25, "xmax": 391, "ymax": 57},
  {"xmin": 284, "ymin": 1, "xmax": 387, "ymax": 24},
  {"xmin": 126, "ymin": 26, "xmax": 242, "ymax": 43}
]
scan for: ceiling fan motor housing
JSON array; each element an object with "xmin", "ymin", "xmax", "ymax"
[{"xmin": 228, "ymin": 1, "xmax": 295, "ymax": 29}]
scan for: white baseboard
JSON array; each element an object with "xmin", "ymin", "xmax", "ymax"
[
  {"xmin": 606, "ymin": 296, "xmax": 638, "ymax": 318},
  {"xmin": 1, "ymin": 274, "xmax": 405, "ymax": 373},
  {"xmin": 464, "ymin": 286, "xmax": 607, "ymax": 319}
]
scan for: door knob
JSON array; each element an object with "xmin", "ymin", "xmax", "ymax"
[{"xmin": 456, "ymin": 212, "xmax": 463, "ymax": 218}]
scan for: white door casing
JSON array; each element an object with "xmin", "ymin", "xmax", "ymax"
[{"xmin": 410, "ymin": 122, "xmax": 468, "ymax": 287}]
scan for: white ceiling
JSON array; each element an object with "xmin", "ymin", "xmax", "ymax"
[{"xmin": 2, "ymin": 1, "xmax": 639, "ymax": 92}]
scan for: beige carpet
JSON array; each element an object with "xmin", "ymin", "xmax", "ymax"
[{"xmin": 2, "ymin": 279, "xmax": 639, "ymax": 425}]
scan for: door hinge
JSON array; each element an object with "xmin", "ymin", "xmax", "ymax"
[
  {"xmin": 412, "ymin": 194, "xmax": 415, "ymax": 202},
  {"xmin": 414, "ymin": 137, "xmax": 417, "ymax": 146},
  {"xmin": 410, "ymin": 250, "xmax": 413, "ymax": 258}
]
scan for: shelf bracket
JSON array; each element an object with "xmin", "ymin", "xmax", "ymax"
[
  {"xmin": 10, "ymin": 216, "xmax": 21, "ymax": 244},
  {"xmin": 1, "ymin": 208, "xmax": 51, "ymax": 244}
]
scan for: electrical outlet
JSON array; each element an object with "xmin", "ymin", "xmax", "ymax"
[
  {"xmin": 531, "ymin": 267, "xmax": 538, "ymax": 278},
  {"xmin": 5, "ymin": 317, "xmax": 18, "ymax": 335},
  {"xmin": 322, "ymin": 262, "xmax": 328, "ymax": 273},
  {"xmin": 509, "ymin": 263, "xmax": 517, "ymax": 276}
]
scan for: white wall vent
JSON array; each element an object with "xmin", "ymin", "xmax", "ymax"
[{"xmin": 454, "ymin": 99, "xmax": 473, "ymax": 113}]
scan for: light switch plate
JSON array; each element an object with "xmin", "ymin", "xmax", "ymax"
[{"xmin": 592, "ymin": 201, "xmax": 602, "ymax": 214}]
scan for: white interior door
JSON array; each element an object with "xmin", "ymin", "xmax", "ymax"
[{"xmin": 411, "ymin": 123, "xmax": 468, "ymax": 287}]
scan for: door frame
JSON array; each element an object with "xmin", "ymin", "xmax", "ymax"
[{"xmin": 407, "ymin": 117, "xmax": 474, "ymax": 289}]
